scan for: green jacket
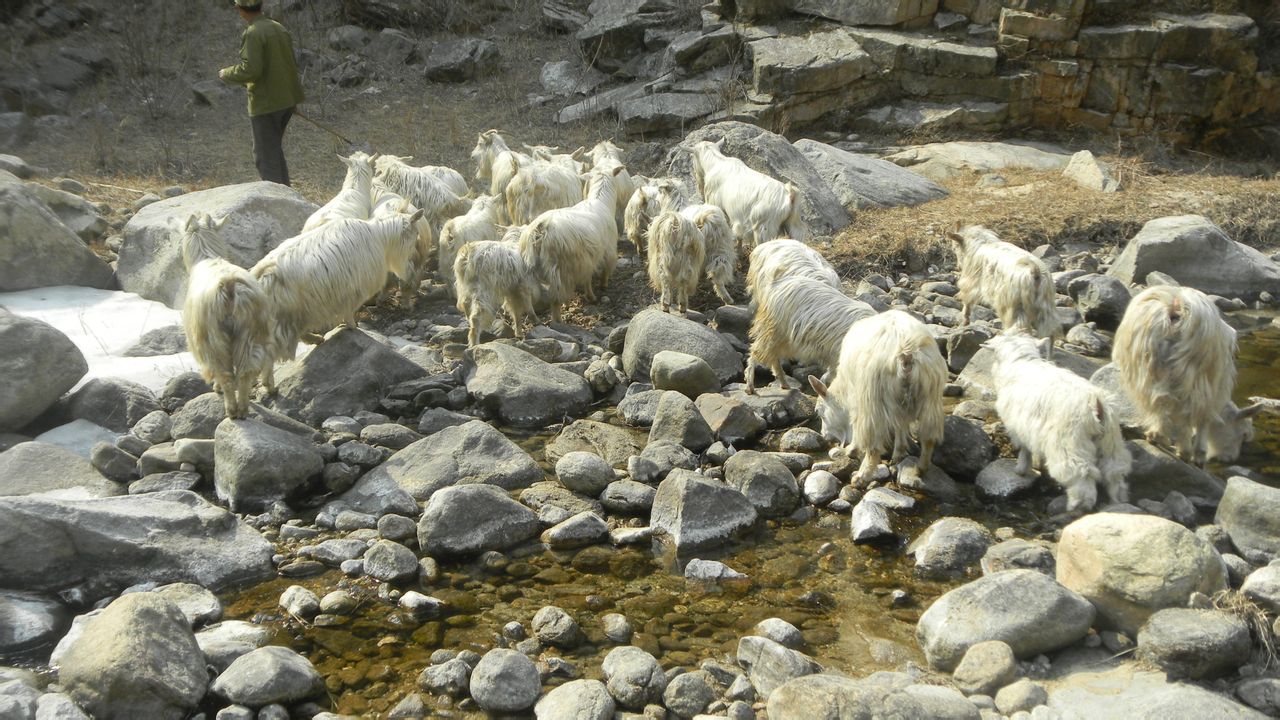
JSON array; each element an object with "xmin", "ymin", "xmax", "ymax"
[{"xmin": 220, "ymin": 17, "xmax": 304, "ymax": 117}]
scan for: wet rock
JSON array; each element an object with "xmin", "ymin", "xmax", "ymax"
[
  {"xmin": 601, "ymin": 480, "xmax": 657, "ymax": 515},
  {"xmin": 532, "ymin": 605, "xmax": 580, "ymax": 648},
  {"xmin": 542, "ymin": 511, "xmax": 609, "ymax": 549},
  {"xmin": 953, "ymin": 640, "xmax": 1019, "ymax": 696},
  {"xmin": 723, "ymin": 450, "xmax": 799, "ymax": 519},
  {"xmin": 556, "ymin": 451, "xmax": 615, "ymax": 495},
  {"xmin": 622, "ymin": 309, "xmax": 741, "ymax": 383},
  {"xmin": 976, "ymin": 459, "xmax": 1038, "ymax": 499},
  {"xmin": 0, "ymin": 171, "xmax": 114, "ymax": 293},
  {"xmin": 470, "ymin": 648, "xmax": 541, "ymax": 712},
  {"xmin": 117, "ymin": 181, "xmax": 315, "ymax": 308},
  {"xmin": 1, "ymin": 441, "xmax": 123, "ymax": 498},
  {"xmin": 649, "ymin": 391, "xmax": 715, "ymax": 452},
  {"xmin": 417, "ymin": 484, "xmax": 539, "ymax": 557},
  {"xmin": 851, "ymin": 496, "xmax": 896, "ymax": 543},
  {"xmin": 933, "ymin": 416, "xmax": 996, "ymax": 480},
  {"xmin": 535, "ymin": 678, "xmax": 615, "ymax": 720},
  {"xmin": 602, "ymin": 613, "xmax": 633, "ymax": 644},
  {"xmin": 738, "ymin": 635, "xmax": 822, "ymax": 701},
  {"xmin": 650, "ymin": 350, "xmax": 720, "ymax": 399},
  {"xmin": 1109, "ymin": 215, "xmax": 1280, "ymax": 300},
  {"xmin": 464, "ymin": 342, "xmax": 592, "ymax": 428},
  {"xmin": 546, "ymin": 419, "xmax": 644, "ymax": 466},
  {"xmin": 363, "ymin": 540, "xmax": 419, "ymax": 583},
  {"xmin": 1217, "ymin": 476, "xmax": 1280, "ymax": 563},
  {"xmin": 418, "ymin": 658, "xmax": 470, "ymax": 697},
  {"xmin": 0, "ymin": 314, "xmax": 87, "ymax": 433},
  {"xmin": 279, "ymin": 585, "xmax": 320, "ymax": 619},
  {"xmin": 60, "ymin": 593, "xmax": 206, "ymax": 720},
  {"xmin": 917, "ymin": 569, "xmax": 1095, "ymax": 671},
  {"xmin": 981, "ymin": 539, "xmax": 1055, "ymax": 577},
  {"xmin": 1056, "ymin": 513, "xmax": 1228, "ymax": 635},
  {"xmin": 695, "ymin": 393, "xmax": 767, "ymax": 445},
  {"xmin": 685, "ymin": 558, "xmax": 748, "ymax": 584},
  {"xmin": 341, "ymin": 420, "xmax": 539, "ymax": 515},
  {"xmin": 1136, "ymin": 608, "xmax": 1251, "ymax": 680},
  {"xmin": 211, "ymin": 646, "xmax": 325, "ymax": 707},
  {"xmin": 651, "ymin": 469, "xmax": 757, "ymax": 551},
  {"xmin": 0, "ymin": 490, "xmax": 273, "ymax": 593},
  {"xmin": 0, "ymin": 590, "xmax": 67, "ymax": 656},
  {"xmin": 521, "ymin": 481, "xmax": 604, "ymax": 524},
  {"xmin": 602, "ymin": 645, "xmax": 666, "ymax": 710},
  {"xmin": 908, "ymin": 517, "xmax": 993, "ymax": 578}
]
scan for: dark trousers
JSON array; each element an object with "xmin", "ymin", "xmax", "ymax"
[{"xmin": 250, "ymin": 106, "xmax": 294, "ymax": 186}]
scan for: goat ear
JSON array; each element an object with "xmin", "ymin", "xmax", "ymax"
[
  {"xmin": 571, "ymin": 147, "xmax": 587, "ymax": 160},
  {"xmin": 409, "ymin": 208, "xmax": 425, "ymax": 224},
  {"xmin": 714, "ymin": 138, "xmax": 726, "ymax": 150},
  {"xmin": 611, "ymin": 165, "xmax": 625, "ymax": 177},
  {"xmin": 945, "ymin": 221, "xmax": 965, "ymax": 243},
  {"xmin": 211, "ymin": 215, "xmax": 228, "ymax": 230},
  {"xmin": 183, "ymin": 214, "xmax": 199, "ymax": 232},
  {"xmin": 1236, "ymin": 402, "xmax": 1266, "ymax": 419},
  {"xmin": 808, "ymin": 375, "xmax": 828, "ymax": 398}
]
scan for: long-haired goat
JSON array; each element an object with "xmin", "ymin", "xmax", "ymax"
[
  {"xmin": 746, "ymin": 275, "xmax": 876, "ymax": 394},
  {"xmin": 373, "ymin": 155, "xmax": 470, "ymax": 232},
  {"xmin": 454, "ymin": 233, "xmax": 540, "ymax": 347},
  {"xmin": 690, "ymin": 138, "xmax": 805, "ymax": 248},
  {"xmin": 683, "ymin": 203, "xmax": 735, "ymax": 305},
  {"xmin": 178, "ymin": 213, "xmax": 272, "ymax": 419},
  {"xmin": 625, "ymin": 177, "xmax": 680, "ymax": 255},
  {"xmin": 947, "ymin": 224, "xmax": 1059, "ymax": 348},
  {"xmin": 525, "ymin": 144, "xmax": 589, "ymax": 173},
  {"xmin": 505, "ymin": 158, "xmax": 584, "ymax": 226},
  {"xmin": 809, "ymin": 310, "xmax": 946, "ymax": 486},
  {"xmin": 746, "ymin": 238, "xmax": 840, "ymax": 309},
  {"xmin": 989, "ymin": 334, "xmax": 1131, "ymax": 512},
  {"xmin": 587, "ymin": 140, "xmax": 635, "ymax": 233},
  {"xmin": 438, "ymin": 194, "xmax": 502, "ymax": 292},
  {"xmin": 471, "ymin": 130, "xmax": 531, "ymax": 214},
  {"xmin": 369, "ymin": 187, "xmax": 435, "ymax": 308},
  {"xmin": 1113, "ymin": 285, "xmax": 1262, "ymax": 465},
  {"xmin": 646, "ymin": 209, "xmax": 705, "ymax": 315},
  {"xmin": 252, "ymin": 212, "xmax": 424, "ymax": 364},
  {"xmin": 518, "ymin": 168, "xmax": 622, "ymax": 322},
  {"xmin": 302, "ymin": 151, "xmax": 375, "ymax": 232}
]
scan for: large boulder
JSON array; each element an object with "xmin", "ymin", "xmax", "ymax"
[
  {"xmin": 213, "ymin": 418, "xmax": 324, "ymax": 512},
  {"xmin": 0, "ymin": 170, "xmax": 114, "ymax": 292},
  {"xmin": 0, "ymin": 490, "xmax": 274, "ymax": 593},
  {"xmin": 737, "ymin": 635, "xmax": 822, "ymax": 700},
  {"xmin": 1135, "ymin": 608, "xmax": 1251, "ymax": 680},
  {"xmin": 576, "ymin": 0, "xmax": 680, "ymax": 72},
  {"xmin": 210, "ymin": 646, "xmax": 325, "ymax": 707},
  {"xmin": 1125, "ymin": 440, "xmax": 1225, "ymax": 503},
  {"xmin": 792, "ymin": 0, "xmax": 939, "ymax": 25},
  {"xmin": 116, "ymin": 181, "xmax": 316, "ymax": 308},
  {"xmin": 794, "ymin": 138, "xmax": 949, "ymax": 211},
  {"xmin": 62, "ymin": 377, "xmax": 161, "ymax": 433},
  {"xmin": 417, "ymin": 484, "xmax": 540, "ymax": 557},
  {"xmin": 341, "ymin": 420, "xmax": 541, "ymax": 514},
  {"xmin": 883, "ymin": 140, "xmax": 1073, "ymax": 182},
  {"xmin": 622, "ymin": 308, "xmax": 741, "ymax": 383},
  {"xmin": 0, "ymin": 441, "xmax": 123, "ymax": 498},
  {"xmin": 59, "ymin": 593, "xmax": 207, "ymax": 720},
  {"xmin": 748, "ymin": 29, "xmax": 876, "ymax": 106},
  {"xmin": 545, "ymin": 419, "xmax": 644, "ymax": 466},
  {"xmin": 1216, "ymin": 476, "xmax": 1280, "ymax": 562},
  {"xmin": 650, "ymin": 469, "xmax": 757, "ymax": 551},
  {"xmin": 0, "ymin": 313, "xmax": 87, "ymax": 433},
  {"xmin": 723, "ymin": 450, "xmax": 799, "ymax": 519},
  {"xmin": 1056, "ymin": 513, "xmax": 1228, "ymax": 635},
  {"xmin": 0, "ymin": 589, "xmax": 68, "ymax": 656},
  {"xmin": 916, "ymin": 569, "xmax": 1095, "ymax": 671},
  {"xmin": 464, "ymin": 342, "xmax": 592, "ymax": 428},
  {"xmin": 271, "ymin": 329, "xmax": 428, "ymax": 425},
  {"xmin": 667, "ymin": 121, "xmax": 851, "ymax": 237},
  {"xmin": 1108, "ymin": 215, "xmax": 1280, "ymax": 300}
]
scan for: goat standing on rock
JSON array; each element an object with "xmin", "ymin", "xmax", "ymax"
[
  {"xmin": 948, "ymin": 224, "xmax": 1059, "ymax": 350},
  {"xmin": 690, "ymin": 138, "xmax": 805, "ymax": 250}
]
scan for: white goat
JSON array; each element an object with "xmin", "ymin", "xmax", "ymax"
[
  {"xmin": 505, "ymin": 158, "xmax": 584, "ymax": 226},
  {"xmin": 373, "ymin": 155, "xmax": 470, "ymax": 232},
  {"xmin": 302, "ymin": 151, "xmax": 375, "ymax": 232},
  {"xmin": 1113, "ymin": 285, "xmax": 1260, "ymax": 465},
  {"xmin": 624, "ymin": 178, "xmax": 679, "ymax": 255},
  {"xmin": 683, "ymin": 203, "xmax": 735, "ymax": 305},
  {"xmin": 690, "ymin": 138, "xmax": 805, "ymax": 248},
  {"xmin": 746, "ymin": 275, "xmax": 876, "ymax": 394},
  {"xmin": 746, "ymin": 238, "xmax": 840, "ymax": 308},
  {"xmin": 809, "ymin": 310, "xmax": 946, "ymax": 486},
  {"xmin": 252, "ymin": 212, "xmax": 424, "ymax": 363},
  {"xmin": 454, "ymin": 234, "xmax": 540, "ymax": 347},
  {"xmin": 369, "ymin": 186, "xmax": 435, "ymax": 308},
  {"xmin": 525, "ymin": 144, "xmax": 588, "ymax": 173},
  {"xmin": 948, "ymin": 224, "xmax": 1059, "ymax": 348},
  {"xmin": 990, "ymin": 334, "xmax": 1131, "ymax": 512},
  {"xmin": 646, "ymin": 209, "xmax": 705, "ymax": 315},
  {"xmin": 178, "ymin": 213, "xmax": 272, "ymax": 419},
  {"xmin": 471, "ymin": 130, "xmax": 531, "ymax": 212},
  {"xmin": 518, "ymin": 169, "xmax": 621, "ymax": 322},
  {"xmin": 587, "ymin": 140, "xmax": 635, "ymax": 233},
  {"xmin": 438, "ymin": 194, "xmax": 502, "ymax": 292}
]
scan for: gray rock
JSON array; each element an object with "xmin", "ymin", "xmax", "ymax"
[
  {"xmin": 0, "ymin": 590, "xmax": 68, "ymax": 656},
  {"xmin": 129, "ymin": 471, "xmax": 201, "ymax": 495},
  {"xmin": 279, "ymin": 586, "xmax": 319, "ymax": 619},
  {"xmin": 0, "ymin": 676, "xmax": 38, "ymax": 719},
  {"xmin": 464, "ymin": 342, "xmax": 592, "ymax": 428},
  {"xmin": 535, "ymin": 678, "xmax": 615, "ymax": 720},
  {"xmin": 649, "ymin": 391, "xmax": 715, "ymax": 452},
  {"xmin": 629, "ymin": 440, "xmax": 696, "ymax": 483},
  {"xmin": 35, "ymin": 419, "xmax": 119, "ymax": 461},
  {"xmin": 359, "ymin": 423, "xmax": 421, "ymax": 450},
  {"xmin": 724, "ymin": 450, "xmax": 799, "ymax": 518},
  {"xmin": 417, "ymin": 484, "xmax": 539, "ymax": 557},
  {"xmin": 555, "ymin": 451, "xmax": 615, "ymax": 495},
  {"xmin": 903, "ymin": 684, "xmax": 981, "ymax": 720},
  {"xmin": 469, "ymin": 648, "xmax": 540, "ymax": 712},
  {"xmin": 574, "ymin": 0, "xmax": 679, "ymax": 72},
  {"xmin": 0, "ymin": 490, "xmax": 274, "ymax": 593},
  {"xmin": 1056, "ymin": 512, "xmax": 1228, "ymax": 635},
  {"xmin": 423, "ymin": 38, "xmax": 499, "ymax": 82},
  {"xmin": 25, "ymin": 182, "xmax": 105, "ymax": 241},
  {"xmin": 0, "ymin": 441, "xmax": 122, "ymax": 498},
  {"xmin": 651, "ymin": 469, "xmax": 757, "ymax": 551},
  {"xmin": 418, "ymin": 658, "xmax": 470, "ymax": 697},
  {"xmin": 976, "ymin": 459, "xmax": 1038, "ymax": 499},
  {"xmin": 1235, "ymin": 678, "xmax": 1280, "ymax": 716},
  {"xmin": 794, "ymin": 138, "xmax": 948, "ymax": 211},
  {"xmin": 210, "ymin": 646, "xmax": 325, "ymax": 707},
  {"xmin": 766, "ymin": 673, "xmax": 931, "ymax": 720},
  {"xmin": 622, "ymin": 309, "xmax": 741, "ymax": 383},
  {"xmin": 600, "ymin": 479, "xmax": 656, "ymax": 514},
  {"xmin": 521, "ymin": 481, "xmax": 604, "ymax": 523},
  {"xmin": 341, "ymin": 420, "xmax": 539, "ymax": 515},
  {"xmin": 1136, "ymin": 608, "xmax": 1251, "ymax": 680},
  {"xmin": 130, "ymin": 411, "xmax": 173, "ymax": 445},
  {"xmin": 542, "ymin": 511, "xmax": 609, "ymax": 549},
  {"xmin": 934, "ymin": 416, "xmax": 996, "ymax": 480},
  {"xmin": 1109, "ymin": 215, "xmax": 1280, "ymax": 300},
  {"xmin": 981, "ymin": 539, "xmax": 1055, "ymax": 577},
  {"xmin": 994, "ymin": 678, "xmax": 1048, "ymax": 715},
  {"xmin": 1089, "ymin": 363, "xmax": 1141, "ymax": 429},
  {"xmin": 602, "ymin": 613, "xmax": 632, "ymax": 644},
  {"xmin": 213, "ymin": 419, "xmax": 323, "ymax": 512},
  {"xmin": 851, "ymin": 496, "xmax": 896, "ymax": 543},
  {"xmin": 617, "ymin": 92, "xmax": 721, "ymax": 134},
  {"xmin": 618, "ymin": 388, "xmax": 663, "ymax": 426},
  {"xmin": 953, "ymin": 640, "xmax": 1019, "ymax": 696},
  {"xmin": 545, "ymin": 419, "xmax": 644, "ymax": 467},
  {"xmin": 1062, "ymin": 150, "xmax": 1120, "ymax": 193},
  {"xmin": 117, "ymin": 182, "xmax": 314, "ymax": 308},
  {"xmin": 909, "ymin": 517, "xmax": 993, "ymax": 578},
  {"xmin": 685, "ymin": 558, "xmax": 748, "ymax": 584},
  {"xmin": 803, "ymin": 469, "xmax": 841, "ymax": 505},
  {"xmin": 1241, "ymin": 564, "xmax": 1280, "ymax": 613},
  {"xmin": 0, "ymin": 171, "xmax": 114, "ymax": 293},
  {"xmin": 363, "ymin": 540, "xmax": 419, "ymax": 582},
  {"xmin": 532, "ymin": 605, "xmax": 580, "ymax": 648},
  {"xmin": 416, "ymin": 407, "xmax": 472, "ymax": 436},
  {"xmin": 664, "ymin": 670, "xmax": 715, "ymax": 717},
  {"xmin": 884, "ymin": 140, "xmax": 1072, "ymax": 182},
  {"xmin": 755, "ymin": 617, "xmax": 804, "ymax": 649},
  {"xmin": 539, "ymin": 59, "xmax": 608, "ymax": 97},
  {"xmin": 650, "ymin": 350, "xmax": 720, "ymax": 399},
  {"xmin": 1217, "ymin": 476, "xmax": 1280, "ymax": 563},
  {"xmin": 917, "ymin": 569, "xmax": 1096, "ymax": 671},
  {"xmin": 272, "ymin": 329, "xmax": 427, "ymax": 426},
  {"xmin": 1126, "ymin": 440, "xmax": 1225, "ymax": 503},
  {"xmin": 60, "ymin": 378, "xmax": 159, "ymax": 434},
  {"xmin": 35, "ymin": 692, "xmax": 91, "ymax": 720},
  {"xmin": 60, "ymin": 593, "xmax": 206, "ymax": 720},
  {"xmin": 170, "ymin": 392, "xmax": 318, "ymax": 443},
  {"xmin": 602, "ymin": 645, "xmax": 666, "ymax": 710},
  {"xmin": 147, "ymin": 582, "xmax": 221, "ymax": 628},
  {"xmin": 1068, "ymin": 274, "xmax": 1131, "ymax": 330},
  {"xmin": 695, "ymin": 393, "xmax": 767, "ymax": 445},
  {"xmin": 0, "ymin": 314, "xmax": 87, "ymax": 433},
  {"xmin": 737, "ymin": 635, "xmax": 822, "ymax": 701}
]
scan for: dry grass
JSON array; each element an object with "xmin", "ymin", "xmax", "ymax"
[
  {"xmin": 829, "ymin": 156, "xmax": 1280, "ymax": 279},
  {"xmin": 1214, "ymin": 589, "xmax": 1279, "ymax": 671}
]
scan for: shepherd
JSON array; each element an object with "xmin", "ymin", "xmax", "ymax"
[{"xmin": 218, "ymin": 0, "xmax": 305, "ymax": 186}]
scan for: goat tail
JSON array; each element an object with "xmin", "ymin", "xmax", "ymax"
[{"xmin": 782, "ymin": 183, "xmax": 807, "ymax": 242}]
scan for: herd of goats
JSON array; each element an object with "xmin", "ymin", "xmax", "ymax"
[{"xmin": 176, "ymin": 129, "xmax": 1270, "ymax": 516}]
